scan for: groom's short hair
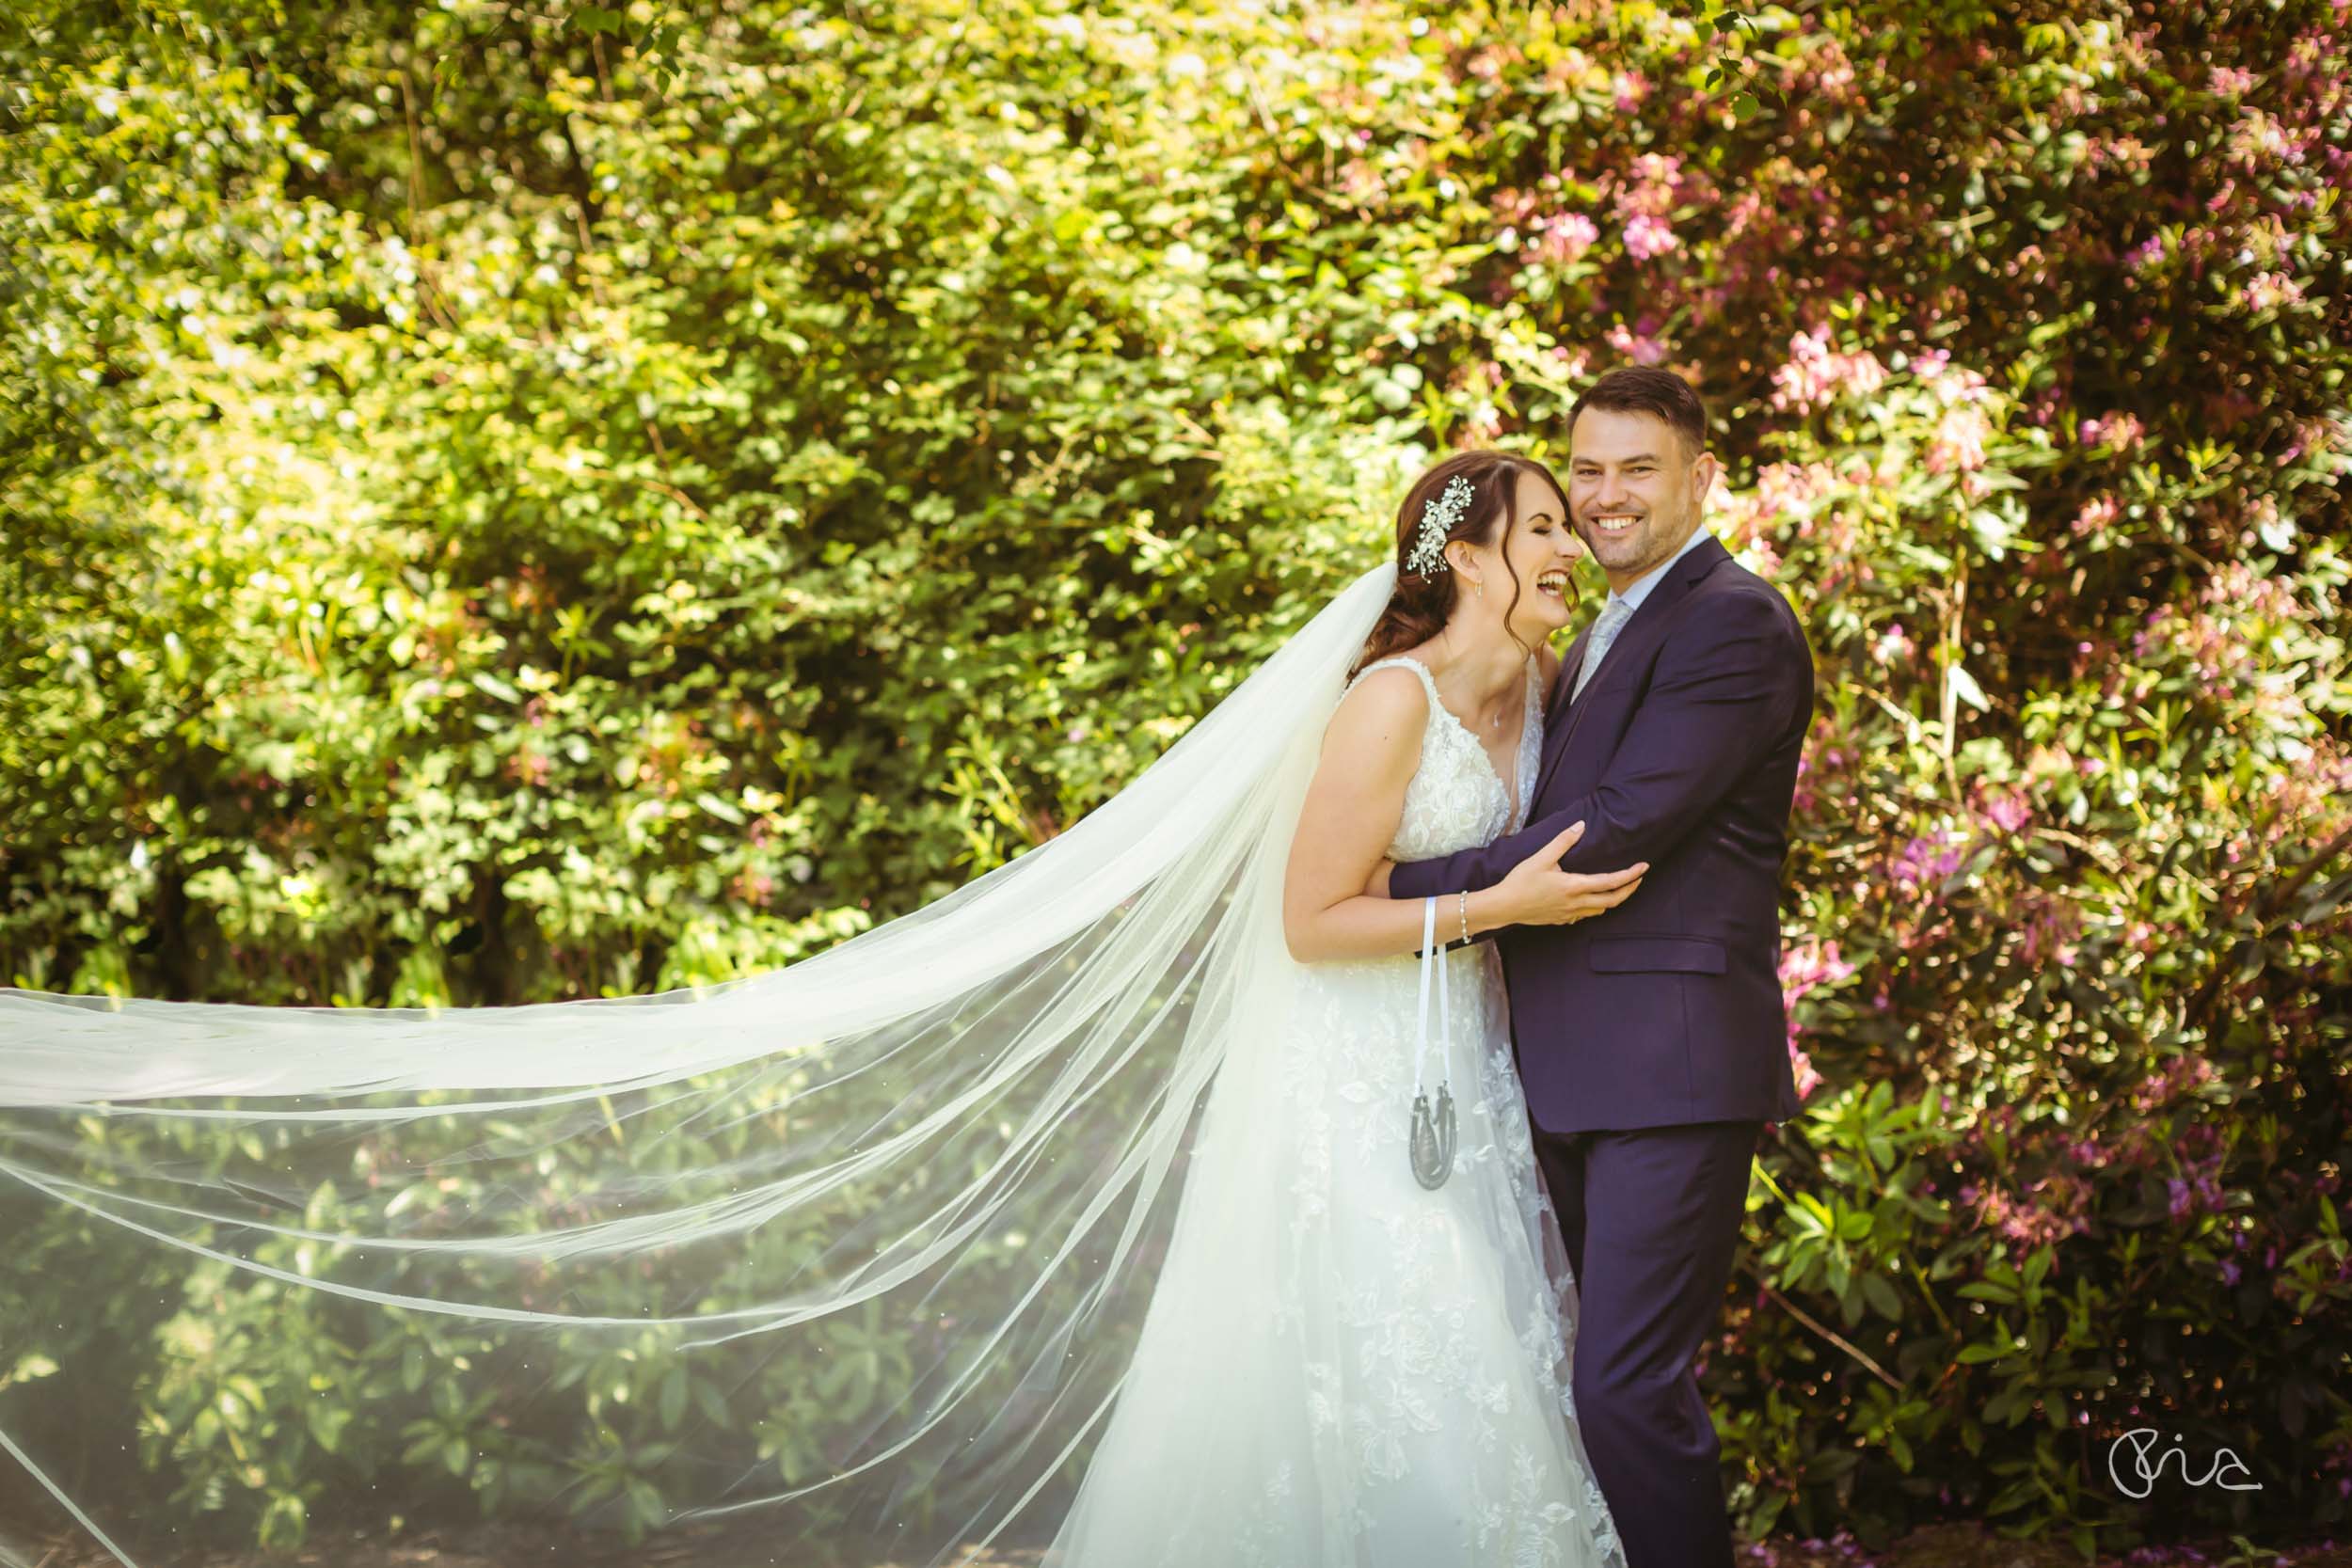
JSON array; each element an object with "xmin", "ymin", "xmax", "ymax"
[{"xmin": 1571, "ymin": 368, "xmax": 1708, "ymax": 461}]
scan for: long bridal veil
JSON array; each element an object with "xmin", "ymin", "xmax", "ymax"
[{"xmin": 0, "ymin": 562, "xmax": 1402, "ymax": 1567}]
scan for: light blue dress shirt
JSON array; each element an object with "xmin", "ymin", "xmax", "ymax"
[{"xmin": 1566, "ymin": 525, "xmax": 1716, "ymax": 704}]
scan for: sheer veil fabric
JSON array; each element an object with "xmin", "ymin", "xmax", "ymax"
[{"xmin": 0, "ymin": 560, "xmax": 1605, "ymax": 1566}]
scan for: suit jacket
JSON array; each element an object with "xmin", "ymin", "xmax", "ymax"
[{"xmin": 1389, "ymin": 533, "xmax": 1813, "ymax": 1133}]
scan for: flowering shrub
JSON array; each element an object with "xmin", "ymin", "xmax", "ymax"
[{"xmin": 1, "ymin": 0, "xmax": 2345, "ymax": 1557}]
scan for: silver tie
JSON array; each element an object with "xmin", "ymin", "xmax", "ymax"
[{"xmin": 1570, "ymin": 596, "xmax": 1633, "ymax": 704}]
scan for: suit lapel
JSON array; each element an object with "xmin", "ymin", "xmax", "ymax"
[
  {"xmin": 1529, "ymin": 534, "xmax": 1732, "ymax": 807},
  {"xmin": 1548, "ymin": 621, "xmax": 1595, "ymax": 727}
]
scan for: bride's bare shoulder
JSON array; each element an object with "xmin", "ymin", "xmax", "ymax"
[{"xmin": 1327, "ymin": 662, "xmax": 1430, "ymax": 762}]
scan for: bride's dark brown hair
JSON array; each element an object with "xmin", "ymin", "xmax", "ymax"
[{"xmin": 1351, "ymin": 450, "xmax": 1574, "ymax": 680}]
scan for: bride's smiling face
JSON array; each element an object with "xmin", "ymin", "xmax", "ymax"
[{"xmin": 1448, "ymin": 468, "xmax": 1586, "ymax": 639}]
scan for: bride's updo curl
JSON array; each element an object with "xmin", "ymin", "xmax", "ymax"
[{"xmin": 1353, "ymin": 449, "xmax": 1570, "ymax": 679}]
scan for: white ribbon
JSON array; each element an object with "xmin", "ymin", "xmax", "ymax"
[{"xmin": 1412, "ymin": 895, "xmax": 1451, "ymax": 1098}]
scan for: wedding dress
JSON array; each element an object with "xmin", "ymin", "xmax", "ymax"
[
  {"xmin": 1042, "ymin": 652, "xmax": 1626, "ymax": 1567},
  {"xmin": 0, "ymin": 564, "xmax": 1620, "ymax": 1568}
]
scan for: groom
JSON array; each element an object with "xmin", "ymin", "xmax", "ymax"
[{"xmin": 1375, "ymin": 367, "xmax": 1812, "ymax": 1567}]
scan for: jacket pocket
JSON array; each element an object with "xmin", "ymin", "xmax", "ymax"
[{"xmin": 1587, "ymin": 935, "xmax": 1727, "ymax": 974}]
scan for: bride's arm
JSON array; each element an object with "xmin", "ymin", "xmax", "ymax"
[{"xmin": 1281, "ymin": 669, "xmax": 1525, "ymax": 963}]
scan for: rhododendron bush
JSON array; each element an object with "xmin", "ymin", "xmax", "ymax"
[{"xmin": 2, "ymin": 0, "xmax": 2345, "ymax": 1556}]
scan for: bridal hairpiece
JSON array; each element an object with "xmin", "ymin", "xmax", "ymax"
[{"xmin": 1405, "ymin": 474, "xmax": 1474, "ymax": 578}]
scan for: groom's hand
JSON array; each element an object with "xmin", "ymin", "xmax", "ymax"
[{"xmin": 1364, "ymin": 860, "xmax": 1395, "ymax": 898}]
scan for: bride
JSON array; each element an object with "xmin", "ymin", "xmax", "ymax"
[
  {"xmin": 1039, "ymin": 450, "xmax": 1641, "ymax": 1567},
  {"xmin": 0, "ymin": 451, "xmax": 1644, "ymax": 1568}
]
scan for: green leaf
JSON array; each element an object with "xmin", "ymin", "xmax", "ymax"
[
  {"xmin": 307, "ymin": 1401, "xmax": 352, "ymax": 1454},
  {"xmin": 2022, "ymin": 1246, "xmax": 2053, "ymax": 1291},
  {"xmin": 659, "ymin": 1368, "xmax": 688, "ymax": 1432},
  {"xmin": 2, "ymin": 1354, "xmax": 58, "ymax": 1389}
]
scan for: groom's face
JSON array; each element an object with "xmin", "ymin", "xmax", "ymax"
[{"xmin": 1566, "ymin": 407, "xmax": 1717, "ymax": 594}]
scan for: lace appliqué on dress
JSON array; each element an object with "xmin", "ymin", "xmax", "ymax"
[{"xmin": 1271, "ymin": 654, "xmax": 1622, "ymax": 1566}]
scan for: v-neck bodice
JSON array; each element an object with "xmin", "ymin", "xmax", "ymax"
[{"xmin": 1343, "ymin": 653, "xmax": 1545, "ymax": 859}]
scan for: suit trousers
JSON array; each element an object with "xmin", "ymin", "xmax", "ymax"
[{"xmin": 1534, "ymin": 1118, "xmax": 1763, "ymax": 1568}]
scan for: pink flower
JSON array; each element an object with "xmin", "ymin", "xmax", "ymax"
[
  {"xmin": 1536, "ymin": 211, "xmax": 1598, "ymax": 264},
  {"xmin": 2085, "ymin": 135, "xmax": 2156, "ymax": 178},
  {"xmin": 2072, "ymin": 496, "xmax": 2121, "ymax": 537},
  {"xmin": 1603, "ymin": 320, "xmax": 1669, "ymax": 365},
  {"xmin": 1769, "ymin": 322, "xmax": 1891, "ymax": 414},
  {"xmin": 1629, "ymin": 150, "xmax": 1683, "ymax": 186},
  {"xmin": 2244, "ymin": 271, "xmax": 2305, "ymax": 311},
  {"xmin": 2167, "ymin": 1167, "xmax": 2224, "ymax": 1220},
  {"xmin": 1622, "ymin": 213, "xmax": 1680, "ymax": 261},
  {"xmin": 1927, "ymin": 404, "xmax": 1993, "ymax": 473},
  {"xmin": 1777, "ymin": 939, "xmax": 1854, "ymax": 1104},
  {"xmin": 1780, "ymin": 938, "xmax": 1858, "ymax": 999},
  {"xmin": 1809, "ymin": 40, "xmax": 1857, "ymax": 98},
  {"xmin": 1977, "ymin": 785, "xmax": 2033, "ymax": 834},
  {"xmin": 2227, "ymin": 109, "xmax": 2302, "ymax": 166},
  {"xmin": 2131, "ymin": 1053, "xmax": 2217, "ymax": 1113},
  {"xmin": 1339, "ymin": 157, "xmax": 1388, "ymax": 206},
  {"xmin": 2076, "ymin": 411, "xmax": 2147, "ymax": 452},
  {"xmin": 1892, "ymin": 830, "xmax": 1968, "ymax": 892},
  {"xmin": 1613, "ymin": 152, "xmax": 1686, "ymax": 221},
  {"xmin": 1982, "ymin": 1178, "xmax": 2088, "ymax": 1249},
  {"xmin": 1788, "ymin": 1043, "xmax": 1821, "ymax": 1101}
]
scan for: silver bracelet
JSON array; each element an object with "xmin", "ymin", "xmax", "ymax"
[{"xmin": 1456, "ymin": 889, "xmax": 1470, "ymax": 945}]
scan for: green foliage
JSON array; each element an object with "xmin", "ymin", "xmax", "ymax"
[{"xmin": 2, "ymin": 0, "xmax": 2347, "ymax": 1556}]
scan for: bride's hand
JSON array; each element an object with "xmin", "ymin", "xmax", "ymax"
[{"xmin": 1492, "ymin": 821, "xmax": 1647, "ymax": 927}]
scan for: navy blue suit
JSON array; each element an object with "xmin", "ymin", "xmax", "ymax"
[{"xmin": 1388, "ymin": 531, "xmax": 1813, "ymax": 1567}]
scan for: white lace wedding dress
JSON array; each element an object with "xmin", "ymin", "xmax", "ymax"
[{"xmin": 1041, "ymin": 652, "xmax": 1626, "ymax": 1568}]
